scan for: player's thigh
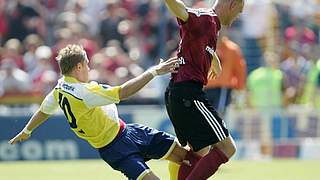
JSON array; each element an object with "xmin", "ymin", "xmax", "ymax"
[
  {"xmin": 165, "ymin": 142, "xmax": 188, "ymax": 163},
  {"xmin": 194, "ymin": 145, "xmax": 210, "ymax": 157},
  {"xmin": 132, "ymin": 124, "xmax": 177, "ymax": 160},
  {"xmin": 140, "ymin": 172, "xmax": 160, "ymax": 180},
  {"xmin": 116, "ymin": 154, "xmax": 152, "ymax": 180}
]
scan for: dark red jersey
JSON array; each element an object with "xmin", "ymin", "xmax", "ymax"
[{"xmin": 172, "ymin": 8, "xmax": 221, "ymax": 85}]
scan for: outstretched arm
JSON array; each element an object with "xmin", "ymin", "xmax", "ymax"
[
  {"xmin": 9, "ymin": 110, "xmax": 50, "ymax": 144},
  {"xmin": 165, "ymin": 0, "xmax": 189, "ymax": 22},
  {"xmin": 119, "ymin": 57, "xmax": 179, "ymax": 100}
]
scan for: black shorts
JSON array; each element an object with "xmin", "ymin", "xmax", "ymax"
[{"xmin": 165, "ymin": 81, "xmax": 229, "ymax": 152}]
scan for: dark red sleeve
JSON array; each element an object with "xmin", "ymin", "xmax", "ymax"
[
  {"xmin": 176, "ymin": 11, "xmax": 201, "ymax": 31},
  {"xmin": 176, "ymin": 9, "xmax": 194, "ymax": 25}
]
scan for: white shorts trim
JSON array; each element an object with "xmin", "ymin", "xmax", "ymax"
[{"xmin": 137, "ymin": 169, "xmax": 151, "ymax": 180}]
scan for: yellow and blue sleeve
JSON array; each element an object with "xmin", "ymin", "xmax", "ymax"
[
  {"xmin": 39, "ymin": 90, "xmax": 59, "ymax": 115},
  {"xmin": 83, "ymin": 81, "xmax": 121, "ymax": 108}
]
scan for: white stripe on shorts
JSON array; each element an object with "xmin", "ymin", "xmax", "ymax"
[
  {"xmin": 198, "ymin": 101, "xmax": 226, "ymax": 140},
  {"xmin": 194, "ymin": 100, "xmax": 223, "ymax": 141}
]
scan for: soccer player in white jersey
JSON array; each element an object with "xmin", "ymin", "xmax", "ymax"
[{"xmin": 9, "ymin": 44, "xmax": 194, "ymax": 180}]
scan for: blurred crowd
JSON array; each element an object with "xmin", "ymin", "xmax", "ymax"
[
  {"xmin": 0, "ymin": 0, "xmax": 319, "ymax": 108},
  {"xmin": 240, "ymin": 0, "xmax": 320, "ymax": 109},
  {"xmin": 0, "ymin": 0, "xmax": 179, "ymax": 103}
]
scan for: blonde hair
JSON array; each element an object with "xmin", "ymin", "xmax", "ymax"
[{"xmin": 56, "ymin": 44, "xmax": 87, "ymax": 75}]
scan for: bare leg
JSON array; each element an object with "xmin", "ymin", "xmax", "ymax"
[
  {"xmin": 212, "ymin": 135, "xmax": 237, "ymax": 158},
  {"xmin": 141, "ymin": 172, "xmax": 160, "ymax": 180},
  {"xmin": 165, "ymin": 142, "xmax": 188, "ymax": 164},
  {"xmin": 193, "ymin": 145, "xmax": 210, "ymax": 157},
  {"xmin": 166, "ymin": 142, "xmax": 201, "ymax": 180}
]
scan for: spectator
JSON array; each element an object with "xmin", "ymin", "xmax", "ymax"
[
  {"xmin": 284, "ymin": 18, "xmax": 316, "ymax": 45},
  {"xmin": 0, "ymin": 58, "xmax": 32, "ymax": 96},
  {"xmin": 247, "ymin": 52, "xmax": 283, "ymax": 109},
  {"xmin": 282, "ymin": 16, "xmax": 316, "ymax": 60},
  {"xmin": 101, "ymin": 40, "xmax": 136, "ymax": 85},
  {"xmin": 205, "ymin": 34, "xmax": 247, "ymax": 114},
  {"xmin": 99, "ymin": 1, "xmax": 126, "ymax": 47},
  {"xmin": 89, "ymin": 52, "xmax": 113, "ymax": 84},
  {"xmin": 240, "ymin": 0, "xmax": 276, "ymax": 73},
  {"xmin": 32, "ymin": 45, "xmax": 58, "ymax": 94},
  {"xmin": 23, "ymin": 34, "xmax": 43, "ymax": 74},
  {"xmin": 5, "ymin": 0, "xmax": 45, "ymax": 41},
  {"xmin": 0, "ymin": 0, "xmax": 317, "ymax": 106},
  {"xmin": 300, "ymin": 44, "xmax": 320, "ymax": 107},
  {"xmin": 316, "ymin": 59, "xmax": 320, "ymax": 108},
  {"xmin": 56, "ymin": 1, "xmax": 91, "ymax": 34},
  {"xmin": 1, "ymin": 38, "xmax": 24, "ymax": 70},
  {"xmin": 140, "ymin": 6, "xmax": 161, "ymax": 67},
  {"xmin": 290, "ymin": 0, "xmax": 318, "ymax": 20},
  {"xmin": 280, "ymin": 42, "xmax": 311, "ymax": 106},
  {"xmin": 0, "ymin": 0, "xmax": 8, "ymax": 44}
]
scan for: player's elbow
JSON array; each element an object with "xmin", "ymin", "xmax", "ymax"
[
  {"xmin": 119, "ymin": 86, "xmax": 136, "ymax": 100},
  {"xmin": 119, "ymin": 94, "xmax": 128, "ymax": 101},
  {"xmin": 118, "ymin": 87, "xmax": 129, "ymax": 100}
]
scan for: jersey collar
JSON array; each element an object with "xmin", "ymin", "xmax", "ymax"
[{"xmin": 63, "ymin": 76, "xmax": 80, "ymax": 83}]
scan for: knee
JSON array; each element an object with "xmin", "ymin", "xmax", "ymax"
[
  {"xmin": 215, "ymin": 140, "xmax": 236, "ymax": 158},
  {"xmin": 223, "ymin": 137, "xmax": 237, "ymax": 158},
  {"xmin": 228, "ymin": 142, "xmax": 236, "ymax": 157},
  {"xmin": 221, "ymin": 142, "xmax": 236, "ymax": 158}
]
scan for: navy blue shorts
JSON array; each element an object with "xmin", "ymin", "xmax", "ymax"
[{"xmin": 98, "ymin": 124, "xmax": 176, "ymax": 180}]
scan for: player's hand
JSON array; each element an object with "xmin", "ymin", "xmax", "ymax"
[
  {"xmin": 207, "ymin": 70, "xmax": 217, "ymax": 79},
  {"xmin": 155, "ymin": 57, "xmax": 179, "ymax": 75},
  {"xmin": 8, "ymin": 131, "xmax": 31, "ymax": 145},
  {"xmin": 208, "ymin": 52, "xmax": 221, "ymax": 79}
]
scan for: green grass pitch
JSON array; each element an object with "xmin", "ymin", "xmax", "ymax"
[{"xmin": 0, "ymin": 159, "xmax": 319, "ymax": 180}]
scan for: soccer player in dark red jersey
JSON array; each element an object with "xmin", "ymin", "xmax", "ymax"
[{"xmin": 164, "ymin": 0, "xmax": 244, "ymax": 179}]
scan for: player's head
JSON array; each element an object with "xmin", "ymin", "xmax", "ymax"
[
  {"xmin": 56, "ymin": 44, "xmax": 90, "ymax": 82},
  {"xmin": 214, "ymin": 0, "xmax": 244, "ymax": 27}
]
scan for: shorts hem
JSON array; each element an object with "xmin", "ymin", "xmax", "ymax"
[
  {"xmin": 160, "ymin": 138, "xmax": 177, "ymax": 160},
  {"xmin": 136, "ymin": 169, "xmax": 151, "ymax": 180},
  {"xmin": 192, "ymin": 134, "xmax": 230, "ymax": 152}
]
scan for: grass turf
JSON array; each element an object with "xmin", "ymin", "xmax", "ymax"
[{"xmin": 0, "ymin": 159, "xmax": 319, "ymax": 180}]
